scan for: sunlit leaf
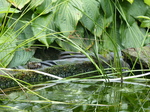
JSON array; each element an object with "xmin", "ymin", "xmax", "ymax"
[
  {"xmin": 136, "ymin": 16, "xmax": 150, "ymax": 20},
  {"xmin": 55, "ymin": 0, "xmax": 83, "ymax": 36},
  {"xmin": 144, "ymin": 0, "xmax": 150, "ymax": 6},
  {"xmin": 7, "ymin": 0, "xmax": 30, "ymax": 9},
  {"xmin": 126, "ymin": 0, "xmax": 134, "ymax": 4}
]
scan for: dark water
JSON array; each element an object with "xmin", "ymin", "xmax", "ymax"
[{"xmin": 0, "ymin": 80, "xmax": 149, "ymax": 112}]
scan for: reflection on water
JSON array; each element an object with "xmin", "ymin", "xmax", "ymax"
[{"xmin": 0, "ymin": 80, "xmax": 149, "ymax": 112}]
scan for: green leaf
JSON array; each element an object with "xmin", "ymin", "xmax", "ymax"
[
  {"xmin": 34, "ymin": 0, "xmax": 53, "ymax": 14},
  {"xmin": 102, "ymin": 29, "xmax": 119, "ymax": 51},
  {"xmin": 7, "ymin": 0, "xmax": 30, "ymax": 9},
  {"xmin": 120, "ymin": 0, "xmax": 149, "ymax": 25},
  {"xmin": 120, "ymin": 22, "xmax": 145, "ymax": 48},
  {"xmin": 126, "ymin": 0, "xmax": 134, "ymax": 4},
  {"xmin": 0, "ymin": 7, "xmax": 20, "ymax": 13},
  {"xmin": 31, "ymin": 13, "xmax": 56, "ymax": 47},
  {"xmin": 80, "ymin": 0, "xmax": 100, "ymax": 36},
  {"xmin": 0, "ymin": 36, "xmax": 9, "ymax": 44},
  {"xmin": 140, "ymin": 20, "xmax": 150, "ymax": 28},
  {"xmin": 55, "ymin": 0, "xmax": 83, "ymax": 36},
  {"xmin": 8, "ymin": 47, "xmax": 35, "ymax": 67},
  {"xmin": 0, "ymin": 30, "xmax": 16, "ymax": 67},
  {"xmin": 29, "ymin": 0, "xmax": 44, "ymax": 10},
  {"xmin": 144, "ymin": 32, "xmax": 150, "ymax": 45},
  {"xmin": 8, "ymin": 12, "xmax": 34, "ymax": 47},
  {"xmin": 0, "ymin": 0, "xmax": 20, "ymax": 13},
  {"xmin": 144, "ymin": 0, "xmax": 150, "ymax": 6},
  {"xmin": 0, "ymin": 0, "xmax": 20, "ymax": 25},
  {"xmin": 137, "ymin": 16, "xmax": 150, "ymax": 20},
  {"xmin": 56, "ymin": 23, "xmax": 85, "ymax": 51},
  {"xmin": 101, "ymin": 0, "xmax": 114, "ymax": 18}
]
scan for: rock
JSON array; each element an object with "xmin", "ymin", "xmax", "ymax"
[{"xmin": 122, "ymin": 46, "xmax": 150, "ymax": 68}]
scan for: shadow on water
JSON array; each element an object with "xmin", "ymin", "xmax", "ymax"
[{"xmin": 0, "ymin": 79, "xmax": 149, "ymax": 112}]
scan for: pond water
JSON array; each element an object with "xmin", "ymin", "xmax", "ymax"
[{"xmin": 0, "ymin": 79, "xmax": 149, "ymax": 112}]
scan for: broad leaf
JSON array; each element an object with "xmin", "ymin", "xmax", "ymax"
[
  {"xmin": 0, "ymin": 0, "xmax": 20, "ymax": 24},
  {"xmin": 56, "ymin": 23, "xmax": 85, "ymax": 51},
  {"xmin": 80, "ymin": 0, "xmax": 100, "ymax": 36},
  {"xmin": 0, "ymin": 30, "xmax": 16, "ymax": 67},
  {"xmin": 55, "ymin": 0, "xmax": 83, "ymax": 36},
  {"xmin": 34, "ymin": 0, "xmax": 53, "ymax": 14},
  {"xmin": 119, "ymin": 0, "xmax": 149, "ymax": 25},
  {"xmin": 8, "ymin": 47, "xmax": 35, "ymax": 67},
  {"xmin": 126, "ymin": 0, "xmax": 134, "ymax": 4},
  {"xmin": 101, "ymin": 0, "xmax": 114, "ymax": 18},
  {"xmin": 8, "ymin": 12, "xmax": 34, "ymax": 47},
  {"xmin": 0, "ymin": 0, "xmax": 20, "ymax": 13},
  {"xmin": 0, "ymin": 7, "xmax": 20, "ymax": 13},
  {"xmin": 31, "ymin": 13, "xmax": 56, "ymax": 47},
  {"xmin": 120, "ymin": 22, "xmax": 145, "ymax": 48},
  {"xmin": 144, "ymin": 32, "xmax": 150, "ymax": 45},
  {"xmin": 140, "ymin": 20, "xmax": 150, "ymax": 28},
  {"xmin": 29, "ymin": 0, "xmax": 44, "ymax": 10},
  {"xmin": 144, "ymin": 0, "xmax": 150, "ymax": 6},
  {"xmin": 7, "ymin": 0, "xmax": 30, "ymax": 10}
]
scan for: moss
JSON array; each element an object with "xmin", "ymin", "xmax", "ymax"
[{"xmin": 0, "ymin": 61, "xmax": 99, "ymax": 89}]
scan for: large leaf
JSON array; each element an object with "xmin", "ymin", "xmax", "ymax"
[
  {"xmin": 34, "ymin": 0, "xmax": 53, "ymax": 14},
  {"xmin": 0, "ymin": 30, "xmax": 16, "ymax": 67},
  {"xmin": 56, "ymin": 23, "xmax": 85, "ymax": 51},
  {"xmin": 119, "ymin": 0, "xmax": 149, "ymax": 25},
  {"xmin": 144, "ymin": 0, "xmax": 150, "ymax": 6},
  {"xmin": 0, "ymin": 7, "xmax": 20, "ymax": 13},
  {"xmin": 101, "ymin": 0, "xmax": 114, "ymax": 18},
  {"xmin": 120, "ymin": 22, "xmax": 145, "ymax": 48},
  {"xmin": 8, "ymin": 12, "xmax": 34, "ymax": 47},
  {"xmin": 7, "ymin": 0, "xmax": 30, "ymax": 10},
  {"xmin": 140, "ymin": 20, "xmax": 150, "ymax": 28},
  {"xmin": 8, "ymin": 47, "xmax": 35, "ymax": 67},
  {"xmin": 102, "ymin": 29, "xmax": 120, "ymax": 51},
  {"xmin": 29, "ymin": 0, "xmax": 44, "ymax": 10},
  {"xmin": 80, "ymin": 0, "xmax": 100, "ymax": 36},
  {"xmin": 0, "ymin": 0, "xmax": 20, "ymax": 25},
  {"xmin": 0, "ymin": 0, "xmax": 20, "ymax": 13},
  {"xmin": 54, "ymin": 0, "xmax": 83, "ymax": 36},
  {"xmin": 144, "ymin": 32, "xmax": 150, "ymax": 45},
  {"xmin": 126, "ymin": 0, "xmax": 134, "ymax": 4},
  {"xmin": 31, "ymin": 13, "xmax": 56, "ymax": 47}
]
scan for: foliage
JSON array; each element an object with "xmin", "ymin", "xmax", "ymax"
[{"xmin": 0, "ymin": 0, "xmax": 150, "ymax": 67}]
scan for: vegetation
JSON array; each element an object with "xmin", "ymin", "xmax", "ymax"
[
  {"xmin": 0, "ymin": 0, "xmax": 150, "ymax": 111},
  {"xmin": 0, "ymin": 0, "xmax": 149, "ymax": 68}
]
